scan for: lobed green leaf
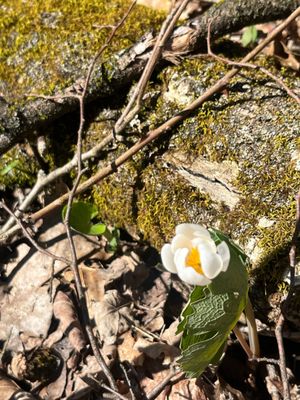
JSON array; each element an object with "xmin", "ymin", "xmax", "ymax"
[{"xmin": 177, "ymin": 229, "xmax": 248, "ymax": 377}]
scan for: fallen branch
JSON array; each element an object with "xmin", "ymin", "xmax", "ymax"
[
  {"xmin": 0, "ymin": 0, "xmax": 299, "ymax": 154},
  {"xmin": 1, "ymin": 6, "xmax": 300, "ymax": 244},
  {"xmin": 114, "ymin": 0, "xmax": 192, "ymax": 136}
]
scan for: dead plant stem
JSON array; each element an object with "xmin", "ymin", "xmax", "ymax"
[{"xmin": 275, "ymin": 315, "xmax": 290, "ymax": 400}]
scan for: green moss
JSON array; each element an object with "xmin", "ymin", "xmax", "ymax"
[
  {"xmin": 0, "ymin": 0, "xmax": 165, "ymax": 101},
  {"xmin": 137, "ymin": 163, "xmax": 215, "ymax": 247},
  {"xmin": 0, "ymin": 146, "xmax": 39, "ymax": 188},
  {"xmin": 92, "ymin": 159, "xmax": 215, "ymax": 248},
  {"xmin": 91, "ymin": 56, "xmax": 299, "ymax": 268}
]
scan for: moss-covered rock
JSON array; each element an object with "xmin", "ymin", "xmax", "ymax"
[
  {"xmin": 92, "ymin": 57, "xmax": 300, "ymax": 313},
  {"xmin": 0, "ymin": 0, "xmax": 165, "ymax": 101}
]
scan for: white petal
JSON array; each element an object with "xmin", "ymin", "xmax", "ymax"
[
  {"xmin": 175, "ymin": 248, "xmax": 211, "ymax": 286},
  {"xmin": 175, "ymin": 223, "xmax": 210, "ymax": 240},
  {"xmin": 177, "ymin": 264, "xmax": 211, "ymax": 286},
  {"xmin": 217, "ymin": 241, "xmax": 230, "ymax": 272},
  {"xmin": 174, "ymin": 247, "xmax": 189, "ymax": 270},
  {"xmin": 192, "ymin": 236, "xmax": 216, "ymax": 251},
  {"xmin": 171, "ymin": 234, "xmax": 192, "ymax": 252},
  {"xmin": 198, "ymin": 244, "xmax": 223, "ymax": 279},
  {"xmin": 161, "ymin": 244, "xmax": 177, "ymax": 273}
]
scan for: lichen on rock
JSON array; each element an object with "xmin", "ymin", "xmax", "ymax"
[{"xmin": 92, "ymin": 57, "xmax": 300, "ymax": 295}]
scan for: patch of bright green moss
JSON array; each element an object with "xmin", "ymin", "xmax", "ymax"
[
  {"xmin": 0, "ymin": 0, "xmax": 165, "ymax": 101},
  {"xmin": 136, "ymin": 164, "xmax": 214, "ymax": 247},
  {"xmin": 92, "ymin": 159, "xmax": 214, "ymax": 248},
  {"xmin": 0, "ymin": 146, "xmax": 39, "ymax": 189}
]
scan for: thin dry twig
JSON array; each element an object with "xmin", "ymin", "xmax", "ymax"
[
  {"xmin": 0, "ymin": 134, "xmax": 112, "ymax": 234},
  {"xmin": 275, "ymin": 314, "xmax": 290, "ymax": 400},
  {"xmin": 114, "ymin": 0, "xmax": 191, "ymax": 137},
  {"xmin": 0, "ymin": 200, "xmax": 69, "ymax": 265},
  {"xmin": 120, "ymin": 363, "xmax": 136, "ymax": 400},
  {"xmin": 288, "ymin": 189, "xmax": 300, "ymax": 286},
  {"xmin": 54, "ymin": 1, "xmax": 137, "ymax": 393},
  {"xmin": 272, "ymin": 190, "xmax": 300, "ymax": 400},
  {"xmin": 206, "ymin": 20, "xmax": 300, "ymax": 105},
  {"xmin": 147, "ymin": 367, "xmax": 184, "ymax": 400},
  {"xmin": 1, "ymin": 6, "xmax": 300, "ymax": 244}
]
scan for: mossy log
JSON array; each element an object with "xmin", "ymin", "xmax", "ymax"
[{"xmin": 0, "ymin": 0, "xmax": 299, "ymax": 154}]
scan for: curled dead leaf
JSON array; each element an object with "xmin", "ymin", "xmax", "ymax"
[
  {"xmin": 52, "ymin": 291, "xmax": 87, "ymax": 353},
  {"xmin": 9, "ymin": 353, "xmax": 27, "ymax": 380}
]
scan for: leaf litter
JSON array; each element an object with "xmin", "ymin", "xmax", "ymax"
[{"xmin": 1, "ymin": 215, "xmax": 300, "ymax": 399}]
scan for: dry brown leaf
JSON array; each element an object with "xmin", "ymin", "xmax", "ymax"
[
  {"xmin": 106, "ymin": 253, "xmax": 149, "ymax": 290},
  {"xmin": 49, "ymin": 291, "xmax": 87, "ymax": 353},
  {"xmin": 0, "ymin": 370, "xmax": 37, "ymax": 400},
  {"xmin": 9, "ymin": 353, "xmax": 27, "ymax": 380},
  {"xmin": 161, "ymin": 320, "xmax": 181, "ymax": 346},
  {"xmin": 1, "ymin": 220, "xmax": 100, "ymax": 354},
  {"xmin": 134, "ymin": 337, "xmax": 180, "ymax": 365},
  {"xmin": 39, "ymin": 362, "xmax": 67, "ymax": 400},
  {"xmin": 140, "ymin": 370, "xmax": 172, "ymax": 399},
  {"xmin": 79, "ymin": 265, "xmax": 105, "ymax": 303},
  {"xmin": 267, "ymin": 39, "xmax": 300, "ymax": 71},
  {"xmin": 93, "ymin": 290, "xmax": 131, "ymax": 345},
  {"xmin": 0, "ymin": 285, "xmax": 54, "ymax": 354},
  {"xmin": 118, "ymin": 331, "xmax": 144, "ymax": 366},
  {"xmin": 66, "ymin": 354, "xmax": 110, "ymax": 397},
  {"xmin": 216, "ymin": 378, "xmax": 246, "ymax": 400},
  {"xmin": 166, "ymin": 378, "xmax": 209, "ymax": 400},
  {"xmin": 141, "ymin": 272, "xmax": 171, "ymax": 333}
]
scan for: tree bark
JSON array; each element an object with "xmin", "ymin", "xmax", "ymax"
[{"xmin": 0, "ymin": 0, "xmax": 299, "ymax": 155}]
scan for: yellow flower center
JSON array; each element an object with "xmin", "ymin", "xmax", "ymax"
[{"xmin": 186, "ymin": 247, "xmax": 203, "ymax": 274}]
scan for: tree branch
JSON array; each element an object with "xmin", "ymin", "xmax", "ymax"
[{"xmin": 0, "ymin": 0, "xmax": 299, "ymax": 155}]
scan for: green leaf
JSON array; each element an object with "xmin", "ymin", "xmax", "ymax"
[
  {"xmin": 62, "ymin": 201, "xmax": 106, "ymax": 236},
  {"xmin": 177, "ymin": 229, "xmax": 248, "ymax": 377},
  {"xmin": 0, "ymin": 160, "xmax": 20, "ymax": 176},
  {"xmin": 89, "ymin": 223, "xmax": 106, "ymax": 235},
  {"xmin": 104, "ymin": 227, "xmax": 120, "ymax": 252},
  {"xmin": 242, "ymin": 26, "xmax": 257, "ymax": 47}
]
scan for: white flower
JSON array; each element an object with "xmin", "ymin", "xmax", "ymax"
[{"xmin": 161, "ymin": 223, "xmax": 230, "ymax": 286}]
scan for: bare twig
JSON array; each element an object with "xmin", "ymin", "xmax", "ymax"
[
  {"xmin": 0, "ymin": 134, "xmax": 112, "ymax": 234},
  {"xmin": 275, "ymin": 314, "xmax": 290, "ymax": 400},
  {"xmin": 265, "ymin": 363, "xmax": 281, "ymax": 400},
  {"xmin": 120, "ymin": 364, "xmax": 136, "ymax": 400},
  {"xmin": 206, "ymin": 20, "xmax": 300, "ymax": 105},
  {"xmin": 0, "ymin": 200, "xmax": 69, "ymax": 265},
  {"xmin": 271, "ymin": 190, "xmax": 300, "ymax": 400},
  {"xmin": 288, "ymin": 189, "xmax": 300, "ymax": 286},
  {"xmin": 60, "ymin": 1, "xmax": 138, "ymax": 394},
  {"xmin": 252, "ymin": 357, "xmax": 280, "ymax": 365},
  {"xmin": 114, "ymin": 0, "xmax": 191, "ymax": 137},
  {"xmin": 147, "ymin": 367, "xmax": 184, "ymax": 400},
  {"xmin": 2, "ymin": 7, "xmax": 300, "ymax": 244}
]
